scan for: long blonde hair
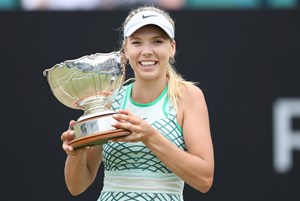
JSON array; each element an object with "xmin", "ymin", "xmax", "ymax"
[{"xmin": 120, "ymin": 5, "xmax": 196, "ymax": 111}]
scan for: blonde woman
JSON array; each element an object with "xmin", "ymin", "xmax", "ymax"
[{"xmin": 61, "ymin": 5, "xmax": 214, "ymax": 201}]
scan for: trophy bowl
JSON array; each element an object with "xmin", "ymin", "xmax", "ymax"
[{"xmin": 43, "ymin": 51, "xmax": 131, "ymax": 149}]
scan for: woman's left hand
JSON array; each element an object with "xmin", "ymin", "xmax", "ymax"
[{"xmin": 110, "ymin": 109, "xmax": 154, "ymax": 143}]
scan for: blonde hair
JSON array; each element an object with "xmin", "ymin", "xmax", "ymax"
[{"xmin": 120, "ymin": 5, "xmax": 197, "ymax": 111}]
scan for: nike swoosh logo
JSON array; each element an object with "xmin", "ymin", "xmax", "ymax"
[{"xmin": 142, "ymin": 14, "xmax": 157, "ymax": 19}]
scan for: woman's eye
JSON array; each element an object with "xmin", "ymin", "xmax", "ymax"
[
  {"xmin": 131, "ymin": 41, "xmax": 141, "ymax": 45},
  {"xmin": 154, "ymin": 40, "xmax": 163, "ymax": 44}
]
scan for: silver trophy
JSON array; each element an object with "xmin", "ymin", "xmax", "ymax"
[{"xmin": 43, "ymin": 51, "xmax": 131, "ymax": 149}]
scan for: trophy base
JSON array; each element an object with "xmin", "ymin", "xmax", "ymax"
[{"xmin": 69, "ymin": 128, "xmax": 131, "ymax": 149}]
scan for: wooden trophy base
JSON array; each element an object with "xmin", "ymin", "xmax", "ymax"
[{"xmin": 69, "ymin": 129, "xmax": 131, "ymax": 149}]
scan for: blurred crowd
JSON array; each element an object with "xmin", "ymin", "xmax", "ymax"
[{"xmin": 1, "ymin": 0, "xmax": 299, "ymax": 10}]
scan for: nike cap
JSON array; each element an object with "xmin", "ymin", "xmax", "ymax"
[{"xmin": 124, "ymin": 10, "xmax": 175, "ymax": 39}]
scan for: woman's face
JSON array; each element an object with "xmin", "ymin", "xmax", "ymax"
[{"xmin": 124, "ymin": 25, "xmax": 176, "ymax": 81}]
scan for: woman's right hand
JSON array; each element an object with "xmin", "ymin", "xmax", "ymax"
[
  {"xmin": 61, "ymin": 120, "xmax": 77, "ymax": 155},
  {"xmin": 61, "ymin": 120, "xmax": 94, "ymax": 156}
]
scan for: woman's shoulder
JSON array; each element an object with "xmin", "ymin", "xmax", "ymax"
[
  {"xmin": 176, "ymin": 82, "xmax": 205, "ymax": 125},
  {"xmin": 181, "ymin": 82, "xmax": 204, "ymax": 99},
  {"xmin": 178, "ymin": 82, "xmax": 207, "ymax": 113}
]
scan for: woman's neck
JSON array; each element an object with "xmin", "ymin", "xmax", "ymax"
[{"xmin": 131, "ymin": 78, "xmax": 167, "ymax": 104}]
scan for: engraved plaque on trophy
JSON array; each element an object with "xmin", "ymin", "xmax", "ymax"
[{"xmin": 43, "ymin": 51, "xmax": 131, "ymax": 149}]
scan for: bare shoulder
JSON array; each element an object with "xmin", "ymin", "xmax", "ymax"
[
  {"xmin": 181, "ymin": 83, "xmax": 205, "ymax": 102},
  {"xmin": 177, "ymin": 83, "xmax": 207, "ymax": 127}
]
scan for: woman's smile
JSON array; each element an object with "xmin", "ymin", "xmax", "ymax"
[{"xmin": 138, "ymin": 60, "xmax": 158, "ymax": 71}]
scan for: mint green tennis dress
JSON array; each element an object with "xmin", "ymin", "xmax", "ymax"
[{"xmin": 98, "ymin": 83, "xmax": 187, "ymax": 201}]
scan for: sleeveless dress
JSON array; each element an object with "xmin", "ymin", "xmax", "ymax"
[{"xmin": 98, "ymin": 83, "xmax": 187, "ymax": 201}]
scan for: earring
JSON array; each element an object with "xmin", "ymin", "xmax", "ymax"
[{"xmin": 169, "ymin": 56, "xmax": 175, "ymax": 64}]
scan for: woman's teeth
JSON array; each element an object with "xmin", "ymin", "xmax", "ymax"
[{"xmin": 140, "ymin": 61, "xmax": 156, "ymax": 66}]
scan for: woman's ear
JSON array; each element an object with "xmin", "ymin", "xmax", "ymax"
[
  {"xmin": 123, "ymin": 41, "xmax": 129, "ymax": 59},
  {"xmin": 171, "ymin": 40, "xmax": 176, "ymax": 57}
]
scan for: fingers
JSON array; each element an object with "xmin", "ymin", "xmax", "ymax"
[
  {"xmin": 112, "ymin": 113, "xmax": 142, "ymax": 125},
  {"xmin": 111, "ymin": 112, "xmax": 146, "ymax": 143},
  {"xmin": 61, "ymin": 120, "xmax": 77, "ymax": 153},
  {"xmin": 112, "ymin": 115, "xmax": 142, "ymax": 134},
  {"xmin": 61, "ymin": 120, "xmax": 96, "ymax": 155},
  {"xmin": 65, "ymin": 145, "xmax": 94, "ymax": 156},
  {"xmin": 61, "ymin": 129, "xmax": 75, "ymax": 142},
  {"xmin": 61, "ymin": 129, "xmax": 75, "ymax": 152},
  {"xmin": 69, "ymin": 120, "xmax": 76, "ymax": 126}
]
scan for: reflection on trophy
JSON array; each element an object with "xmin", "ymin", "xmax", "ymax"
[{"xmin": 43, "ymin": 51, "xmax": 131, "ymax": 149}]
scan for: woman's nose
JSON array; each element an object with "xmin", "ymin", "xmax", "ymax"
[{"xmin": 141, "ymin": 45, "xmax": 153, "ymax": 56}]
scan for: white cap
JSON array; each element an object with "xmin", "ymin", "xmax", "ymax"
[{"xmin": 124, "ymin": 10, "xmax": 175, "ymax": 39}]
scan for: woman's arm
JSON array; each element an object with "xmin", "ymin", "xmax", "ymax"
[
  {"xmin": 111, "ymin": 84, "xmax": 214, "ymax": 193},
  {"xmin": 144, "ymin": 84, "xmax": 214, "ymax": 192},
  {"xmin": 62, "ymin": 121, "xmax": 103, "ymax": 195}
]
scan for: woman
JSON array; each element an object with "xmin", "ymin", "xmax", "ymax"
[{"xmin": 61, "ymin": 5, "xmax": 214, "ymax": 201}]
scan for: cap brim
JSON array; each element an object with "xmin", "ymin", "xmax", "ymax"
[
  {"xmin": 125, "ymin": 22, "xmax": 174, "ymax": 39},
  {"xmin": 123, "ymin": 10, "xmax": 174, "ymax": 39}
]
